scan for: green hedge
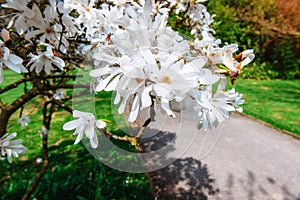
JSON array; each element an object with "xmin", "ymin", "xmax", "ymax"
[{"xmin": 206, "ymin": 0, "xmax": 300, "ymax": 79}]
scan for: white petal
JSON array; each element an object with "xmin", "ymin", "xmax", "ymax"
[
  {"xmin": 95, "ymin": 73, "xmax": 116, "ymax": 92},
  {"xmin": 236, "ymin": 107, "xmax": 243, "ymax": 112},
  {"xmin": 9, "ymin": 54, "xmax": 23, "ymax": 64},
  {"xmin": 3, "ymin": 132, "xmax": 17, "ymax": 141},
  {"xmin": 90, "ymin": 133, "xmax": 98, "ymax": 149},
  {"xmin": 6, "ymin": 149, "xmax": 12, "ymax": 163},
  {"xmin": 52, "ymin": 57, "xmax": 65, "ymax": 70},
  {"xmin": 44, "ymin": 61, "xmax": 53, "ymax": 75},
  {"xmin": 25, "ymin": 30, "xmax": 44, "ymax": 41},
  {"xmin": 74, "ymin": 131, "xmax": 83, "ymax": 144},
  {"xmin": 104, "ymin": 74, "xmax": 121, "ymax": 91},
  {"xmin": 63, "ymin": 120, "xmax": 79, "ymax": 130},
  {"xmin": 114, "ymin": 92, "xmax": 121, "ymax": 105},
  {"xmin": 84, "ymin": 125, "xmax": 95, "ymax": 138},
  {"xmin": 128, "ymin": 95, "xmax": 140, "ymax": 122},
  {"xmin": 89, "ymin": 67, "xmax": 111, "ymax": 77},
  {"xmin": 73, "ymin": 110, "xmax": 87, "ymax": 118},
  {"xmin": 96, "ymin": 120, "xmax": 106, "ymax": 129},
  {"xmin": 161, "ymin": 98, "xmax": 175, "ymax": 118},
  {"xmin": 141, "ymin": 86, "xmax": 152, "ymax": 109},
  {"xmin": 118, "ymin": 97, "xmax": 128, "ymax": 114},
  {"xmin": 2, "ymin": 60, "xmax": 21, "ymax": 73}
]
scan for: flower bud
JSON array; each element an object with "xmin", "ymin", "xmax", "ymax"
[{"xmin": 1, "ymin": 29, "xmax": 10, "ymax": 42}]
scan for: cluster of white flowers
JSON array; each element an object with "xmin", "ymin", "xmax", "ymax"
[
  {"xmin": 1, "ymin": 0, "xmax": 255, "ymax": 156},
  {"xmin": 0, "ymin": 132, "xmax": 27, "ymax": 163},
  {"xmin": 76, "ymin": 0, "xmax": 254, "ymax": 131}
]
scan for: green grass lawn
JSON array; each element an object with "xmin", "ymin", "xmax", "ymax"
[
  {"xmin": 234, "ymin": 79, "xmax": 300, "ymax": 136},
  {"xmin": 0, "ymin": 70, "xmax": 152, "ymax": 200}
]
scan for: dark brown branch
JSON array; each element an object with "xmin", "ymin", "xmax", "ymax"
[
  {"xmin": 47, "ymin": 84, "xmax": 90, "ymax": 90},
  {"xmin": 6, "ymin": 87, "xmax": 39, "ymax": 115},
  {"xmin": 52, "ymin": 99, "xmax": 73, "ymax": 114},
  {"xmin": 0, "ymin": 75, "xmax": 81, "ymax": 94},
  {"xmin": 0, "ymin": 99, "xmax": 4, "ymax": 110},
  {"xmin": 0, "ymin": 87, "xmax": 39, "ymax": 136},
  {"xmin": 22, "ymin": 101, "xmax": 54, "ymax": 200},
  {"xmin": 21, "ymin": 158, "xmax": 48, "ymax": 200}
]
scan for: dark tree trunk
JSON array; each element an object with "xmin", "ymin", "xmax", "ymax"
[{"xmin": 0, "ymin": 109, "xmax": 9, "ymax": 137}]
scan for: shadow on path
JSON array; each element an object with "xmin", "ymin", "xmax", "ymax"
[
  {"xmin": 148, "ymin": 157, "xmax": 219, "ymax": 200},
  {"xmin": 217, "ymin": 171, "xmax": 297, "ymax": 200}
]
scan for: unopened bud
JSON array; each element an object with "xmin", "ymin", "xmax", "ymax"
[{"xmin": 1, "ymin": 29, "xmax": 10, "ymax": 42}]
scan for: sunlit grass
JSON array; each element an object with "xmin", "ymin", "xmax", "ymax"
[{"xmin": 234, "ymin": 79, "xmax": 300, "ymax": 136}]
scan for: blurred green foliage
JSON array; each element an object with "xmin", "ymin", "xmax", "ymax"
[{"xmin": 206, "ymin": 0, "xmax": 300, "ymax": 79}]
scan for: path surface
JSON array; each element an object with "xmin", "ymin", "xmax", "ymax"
[{"xmin": 147, "ymin": 113, "xmax": 300, "ymax": 200}]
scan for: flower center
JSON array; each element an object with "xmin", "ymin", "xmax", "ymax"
[
  {"xmin": 161, "ymin": 75, "xmax": 172, "ymax": 84},
  {"xmin": 45, "ymin": 26, "xmax": 54, "ymax": 34}
]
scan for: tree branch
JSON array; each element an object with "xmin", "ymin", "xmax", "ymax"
[
  {"xmin": 6, "ymin": 87, "xmax": 39, "ymax": 115},
  {"xmin": 101, "ymin": 128, "xmax": 139, "ymax": 146},
  {"xmin": 0, "ymin": 75, "xmax": 82, "ymax": 94},
  {"xmin": 22, "ymin": 101, "xmax": 54, "ymax": 200},
  {"xmin": 52, "ymin": 99, "xmax": 73, "ymax": 114},
  {"xmin": 21, "ymin": 159, "xmax": 48, "ymax": 200},
  {"xmin": 0, "ymin": 99, "xmax": 4, "ymax": 110}
]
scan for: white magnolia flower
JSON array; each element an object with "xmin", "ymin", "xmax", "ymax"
[
  {"xmin": 182, "ymin": 57, "xmax": 220, "ymax": 88},
  {"xmin": 25, "ymin": 3, "xmax": 60, "ymax": 42},
  {"xmin": 40, "ymin": 126, "xmax": 49, "ymax": 136},
  {"xmin": 63, "ymin": 110, "xmax": 106, "ymax": 148},
  {"xmin": 36, "ymin": 157, "xmax": 43, "ymax": 164},
  {"xmin": 0, "ymin": 132, "xmax": 27, "ymax": 163},
  {"xmin": 1, "ymin": 0, "xmax": 34, "ymax": 34},
  {"xmin": 209, "ymin": 44, "xmax": 255, "ymax": 78},
  {"xmin": 0, "ymin": 40, "xmax": 28, "ymax": 83},
  {"xmin": 53, "ymin": 89, "xmax": 65, "ymax": 100},
  {"xmin": 27, "ymin": 43, "xmax": 65, "ymax": 75},
  {"xmin": 225, "ymin": 88, "xmax": 245, "ymax": 112},
  {"xmin": 18, "ymin": 115, "xmax": 30, "ymax": 126},
  {"xmin": 195, "ymin": 84, "xmax": 245, "ymax": 130}
]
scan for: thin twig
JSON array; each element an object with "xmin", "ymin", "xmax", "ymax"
[
  {"xmin": 52, "ymin": 99, "xmax": 73, "ymax": 114},
  {"xmin": 101, "ymin": 128, "xmax": 139, "ymax": 146}
]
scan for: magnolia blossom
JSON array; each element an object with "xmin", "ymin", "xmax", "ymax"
[
  {"xmin": 63, "ymin": 110, "xmax": 107, "ymax": 148},
  {"xmin": 0, "ymin": 0, "xmax": 255, "ymax": 140},
  {"xmin": 53, "ymin": 89, "xmax": 66, "ymax": 100},
  {"xmin": 1, "ymin": 0, "xmax": 34, "ymax": 34},
  {"xmin": 0, "ymin": 132, "xmax": 27, "ymax": 163},
  {"xmin": 18, "ymin": 115, "xmax": 30, "ymax": 126},
  {"xmin": 0, "ymin": 39, "xmax": 28, "ymax": 83},
  {"xmin": 87, "ymin": 0, "xmax": 253, "ymax": 130},
  {"xmin": 40, "ymin": 126, "xmax": 49, "ymax": 136},
  {"xmin": 27, "ymin": 43, "xmax": 65, "ymax": 75},
  {"xmin": 36, "ymin": 157, "xmax": 43, "ymax": 163},
  {"xmin": 195, "ymin": 87, "xmax": 239, "ymax": 130}
]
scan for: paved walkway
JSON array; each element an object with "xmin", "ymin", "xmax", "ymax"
[{"xmin": 147, "ymin": 113, "xmax": 300, "ymax": 200}]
